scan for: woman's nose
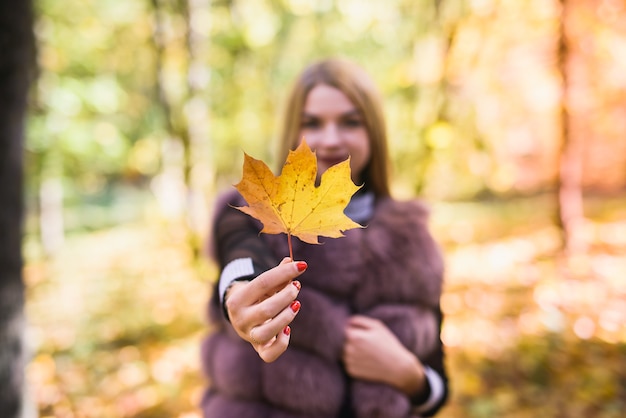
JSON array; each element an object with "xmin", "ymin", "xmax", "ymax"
[{"xmin": 320, "ymin": 123, "xmax": 341, "ymax": 146}]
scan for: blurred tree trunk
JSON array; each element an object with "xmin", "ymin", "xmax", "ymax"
[
  {"xmin": 0, "ymin": 0, "xmax": 36, "ymax": 416},
  {"xmin": 39, "ymin": 157, "xmax": 65, "ymax": 256},
  {"xmin": 414, "ymin": 0, "xmax": 470, "ymax": 195},
  {"xmin": 150, "ymin": 0, "xmax": 188, "ymax": 224},
  {"xmin": 150, "ymin": 0, "xmax": 211, "ymax": 257},
  {"xmin": 155, "ymin": 0, "xmax": 193, "ymax": 186},
  {"xmin": 556, "ymin": 0, "xmax": 586, "ymax": 255},
  {"xmin": 181, "ymin": 0, "xmax": 213, "ymax": 255},
  {"xmin": 412, "ymin": 1, "xmax": 450, "ymax": 195}
]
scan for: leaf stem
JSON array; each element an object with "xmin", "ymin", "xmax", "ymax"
[{"xmin": 288, "ymin": 232, "xmax": 293, "ymax": 261}]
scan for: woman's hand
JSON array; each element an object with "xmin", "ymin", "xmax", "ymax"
[
  {"xmin": 225, "ymin": 257, "xmax": 306, "ymax": 363},
  {"xmin": 343, "ymin": 315, "xmax": 426, "ymax": 396}
]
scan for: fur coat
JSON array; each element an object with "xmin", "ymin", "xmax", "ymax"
[{"xmin": 201, "ymin": 190, "xmax": 446, "ymax": 418}]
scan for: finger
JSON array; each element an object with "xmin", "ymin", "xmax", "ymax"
[
  {"xmin": 344, "ymin": 322, "xmax": 374, "ymax": 345},
  {"xmin": 249, "ymin": 325, "xmax": 266, "ymax": 346},
  {"xmin": 347, "ymin": 315, "xmax": 378, "ymax": 329},
  {"xmin": 246, "ymin": 296, "xmax": 301, "ymax": 344},
  {"xmin": 229, "ymin": 259, "xmax": 303, "ymax": 309},
  {"xmin": 258, "ymin": 258, "xmax": 296, "ymax": 296},
  {"xmin": 224, "ymin": 281, "xmax": 250, "ymax": 321},
  {"xmin": 342, "ymin": 340, "xmax": 359, "ymax": 370},
  {"xmin": 344, "ymin": 327, "xmax": 364, "ymax": 346},
  {"xmin": 258, "ymin": 326, "xmax": 291, "ymax": 363},
  {"xmin": 237, "ymin": 259, "xmax": 307, "ymax": 306},
  {"xmin": 230, "ymin": 279, "xmax": 301, "ymax": 343},
  {"xmin": 249, "ymin": 280, "xmax": 301, "ymax": 325}
]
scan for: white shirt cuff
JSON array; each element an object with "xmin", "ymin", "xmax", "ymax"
[
  {"xmin": 218, "ymin": 257, "xmax": 254, "ymax": 304},
  {"xmin": 414, "ymin": 366, "xmax": 445, "ymax": 414}
]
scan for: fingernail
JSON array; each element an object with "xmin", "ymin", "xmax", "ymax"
[
  {"xmin": 283, "ymin": 326, "xmax": 291, "ymax": 336},
  {"xmin": 292, "ymin": 280, "xmax": 301, "ymax": 291},
  {"xmin": 296, "ymin": 261, "xmax": 307, "ymax": 272},
  {"xmin": 290, "ymin": 300, "xmax": 301, "ymax": 313}
]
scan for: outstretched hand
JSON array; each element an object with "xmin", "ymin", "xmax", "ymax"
[{"xmin": 225, "ymin": 257, "xmax": 306, "ymax": 362}]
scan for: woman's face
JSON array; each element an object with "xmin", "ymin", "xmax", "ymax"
[{"xmin": 299, "ymin": 84, "xmax": 371, "ymax": 184}]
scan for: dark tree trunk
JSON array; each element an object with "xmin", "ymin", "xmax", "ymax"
[
  {"xmin": 556, "ymin": 0, "xmax": 585, "ymax": 255},
  {"xmin": 0, "ymin": 0, "xmax": 36, "ymax": 416}
]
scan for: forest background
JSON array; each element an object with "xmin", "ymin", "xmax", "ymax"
[{"xmin": 24, "ymin": 0, "xmax": 626, "ymax": 417}]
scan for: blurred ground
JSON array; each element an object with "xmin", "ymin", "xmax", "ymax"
[
  {"xmin": 24, "ymin": 197, "xmax": 626, "ymax": 417},
  {"xmin": 24, "ymin": 220, "xmax": 211, "ymax": 418}
]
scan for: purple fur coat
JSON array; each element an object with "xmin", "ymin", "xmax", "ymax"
[{"xmin": 201, "ymin": 191, "xmax": 446, "ymax": 418}]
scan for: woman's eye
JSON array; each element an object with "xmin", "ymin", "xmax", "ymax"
[
  {"xmin": 342, "ymin": 118, "xmax": 363, "ymax": 128},
  {"xmin": 301, "ymin": 119, "xmax": 320, "ymax": 129}
]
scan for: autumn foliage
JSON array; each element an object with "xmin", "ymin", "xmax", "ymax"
[{"xmin": 23, "ymin": 0, "xmax": 626, "ymax": 417}]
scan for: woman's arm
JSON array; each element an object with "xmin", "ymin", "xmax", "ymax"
[
  {"xmin": 342, "ymin": 315, "xmax": 427, "ymax": 394},
  {"xmin": 212, "ymin": 195, "xmax": 278, "ymax": 283},
  {"xmin": 410, "ymin": 307, "xmax": 448, "ymax": 416},
  {"xmin": 342, "ymin": 309, "xmax": 448, "ymax": 416},
  {"xmin": 211, "ymin": 193, "xmax": 306, "ymax": 362},
  {"xmin": 224, "ymin": 258, "xmax": 306, "ymax": 362}
]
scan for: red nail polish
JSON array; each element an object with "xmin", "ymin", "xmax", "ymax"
[
  {"xmin": 292, "ymin": 280, "xmax": 301, "ymax": 291},
  {"xmin": 290, "ymin": 300, "xmax": 301, "ymax": 313},
  {"xmin": 296, "ymin": 261, "xmax": 307, "ymax": 272},
  {"xmin": 283, "ymin": 326, "xmax": 291, "ymax": 336}
]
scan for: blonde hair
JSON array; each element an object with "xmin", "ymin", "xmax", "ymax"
[{"xmin": 278, "ymin": 58, "xmax": 391, "ymax": 197}]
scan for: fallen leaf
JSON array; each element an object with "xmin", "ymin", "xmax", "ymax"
[{"xmin": 234, "ymin": 139, "xmax": 363, "ymax": 257}]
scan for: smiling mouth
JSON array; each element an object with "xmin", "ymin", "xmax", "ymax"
[{"xmin": 318, "ymin": 156, "xmax": 348, "ymax": 167}]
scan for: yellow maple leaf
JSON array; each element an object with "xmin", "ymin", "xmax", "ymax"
[{"xmin": 234, "ymin": 139, "xmax": 363, "ymax": 258}]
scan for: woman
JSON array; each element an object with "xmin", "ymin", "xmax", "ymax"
[{"xmin": 201, "ymin": 58, "xmax": 448, "ymax": 417}]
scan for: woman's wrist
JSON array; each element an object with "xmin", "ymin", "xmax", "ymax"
[
  {"xmin": 393, "ymin": 351, "xmax": 427, "ymax": 397},
  {"xmin": 218, "ymin": 258, "xmax": 255, "ymax": 304}
]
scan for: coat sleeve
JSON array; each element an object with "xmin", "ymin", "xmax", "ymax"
[
  {"xmin": 410, "ymin": 305, "xmax": 449, "ymax": 416},
  {"xmin": 208, "ymin": 190, "xmax": 279, "ymax": 319},
  {"xmin": 210, "ymin": 191, "xmax": 278, "ymax": 271},
  {"xmin": 399, "ymin": 200, "xmax": 448, "ymax": 415}
]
